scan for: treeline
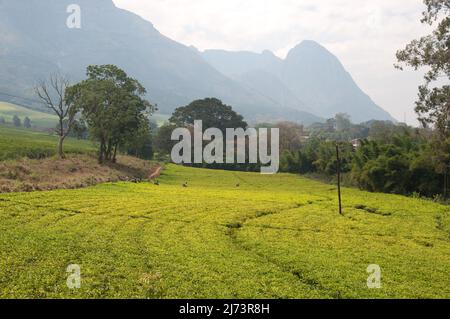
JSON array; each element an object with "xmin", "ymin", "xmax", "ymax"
[
  {"xmin": 279, "ymin": 118, "xmax": 448, "ymax": 199},
  {"xmin": 0, "ymin": 115, "xmax": 32, "ymax": 128}
]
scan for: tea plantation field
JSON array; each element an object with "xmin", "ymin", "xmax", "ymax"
[
  {"xmin": 0, "ymin": 102, "xmax": 58, "ymax": 129},
  {"xmin": 0, "ymin": 165, "xmax": 449, "ymax": 298},
  {"xmin": 0, "ymin": 126, "xmax": 95, "ymax": 160}
]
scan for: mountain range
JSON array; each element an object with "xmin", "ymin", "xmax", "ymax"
[{"xmin": 0, "ymin": 0, "xmax": 395, "ymax": 124}]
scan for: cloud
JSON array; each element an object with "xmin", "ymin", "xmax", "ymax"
[{"xmin": 113, "ymin": 0, "xmax": 431, "ymax": 125}]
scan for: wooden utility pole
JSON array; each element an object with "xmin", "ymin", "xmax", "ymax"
[
  {"xmin": 336, "ymin": 144, "xmax": 343, "ymax": 215},
  {"xmin": 444, "ymin": 168, "xmax": 448, "ymax": 199}
]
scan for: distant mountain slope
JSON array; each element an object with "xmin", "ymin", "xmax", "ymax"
[
  {"xmin": 202, "ymin": 41, "xmax": 396, "ymax": 123},
  {"xmin": 0, "ymin": 0, "xmax": 322, "ymax": 124},
  {"xmin": 202, "ymin": 49, "xmax": 282, "ymax": 78},
  {"xmin": 0, "ymin": 102, "xmax": 58, "ymax": 128},
  {"xmin": 201, "ymin": 49, "xmax": 315, "ymax": 115}
]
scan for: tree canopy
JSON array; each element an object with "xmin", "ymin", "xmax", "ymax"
[
  {"xmin": 66, "ymin": 65, "xmax": 155, "ymax": 163},
  {"xmin": 169, "ymin": 98, "xmax": 247, "ymax": 132},
  {"xmin": 396, "ymin": 0, "xmax": 450, "ymax": 136}
]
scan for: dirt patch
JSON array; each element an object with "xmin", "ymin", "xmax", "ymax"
[{"xmin": 0, "ymin": 154, "xmax": 160, "ymax": 193}]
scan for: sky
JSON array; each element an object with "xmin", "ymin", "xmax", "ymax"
[{"xmin": 113, "ymin": 0, "xmax": 432, "ymax": 125}]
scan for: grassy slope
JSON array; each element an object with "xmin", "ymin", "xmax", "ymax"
[
  {"xmin": 0, "ymin": 164, "xmax": 448, "ymax": 299},
  {"xmin": 0, "ymin": 154, "xmax": 156, "ymax": 193},
  {"xmin": 0, "ymin": 126, "xmax": 95, "ymax": 160},
  {"xmin": 0, "ymin": 102, "xmax": 58, "ymax": 128},
  {"xmin": 0, "ymin": 101, "xmax": 168, "ymax": 129}
]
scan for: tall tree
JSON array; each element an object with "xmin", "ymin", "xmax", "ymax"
[
  {"xmin": 396, "ymin": 0, "xmax": 450, "ymax": 196},
  {"xmin": 170, "ymin": 98, "xmax": 247, "ymax": 132},
  {"xmin": 169, "ymin": 98, "xmax": 248, "ymax": 168},
  {"xmin": 276, "ymin": 121, "xmax": 305, "ymax": 154},
  {"xmin": 35, "ymin": 74, "xmax": 77, "ymax": 158},
  {"xmin": 23, "ymin": 116, "xmax": 32, "ymax": 128},
  {"xmin": 335, "ymin": 113, "xmax": 352, "ymax": 132},
  {"xmin": 12, "ymin": 115, "xmax": 21, "ymax": 127},
  {"xmin": 153, "ymin": 123, "xmax": 178, "ymax": 156},
  {"xmin": 66, "ymin": 65, "xmax": 155, "ymax": 163},
  {"xmin": 396, "ymin": 0, "xmax": 450, "ymax": 135}
]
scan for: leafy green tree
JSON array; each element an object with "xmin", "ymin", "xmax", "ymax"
[
  {"xmin": 169, "ymin": 98, "xmax": 254, "ymax": 170},
  {"xmin": 123, "ymin": 123, "xmax": 153, "ymax": 160},
  {"xmin": 309, "ymin": 115, "xmax": 370, "ymax": 141},
  {"xmin": 170, "ymin": 98, "xmax": 247, "ymax": 132},
  {"xmin": 66, "ymin": 65, "xmax": 155, "ymax": 163},
  {"xmin": 277, "ymin": 121, "xmax": 305, "ymax": 153},
  {"xmin": 396, "ymin": 0, "xmax": 450, "ymax": 196},
  {"xmin": 153, "ymin": 123, "xmax": 178, "ymax": 156},
  {"xmin": 280, "ymin": 149, "xmax": 315, "ymax": 174},
  {"xmin": 23, "ymin": 116, "xmax": 31, "ymax": 128},
  {"xmin": 13, "ymin": 115, "xmax": 21, "ymax": 127},
  {"xmin": 313, "ymin": 141, "xmax": 353, "ymax": 175},
  {"xmin": 335, "ymin": 113, "xmax": 352, "ymax": 131},
  {"xmin": 70, "ymin": 119, "xmax": 88, "ymax": 140},
  {"xmin": 396, "ymin": 0, "xmax": 449, "ymax": 135}
]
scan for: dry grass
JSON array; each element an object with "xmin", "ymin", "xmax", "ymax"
[{"xmin": 0, "ymin": 154, "xmax": 158, "ymax": 193}]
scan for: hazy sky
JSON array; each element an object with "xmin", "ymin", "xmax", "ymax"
[{"xmin": 113, "ymin": 0, "xmax": 432, "ymax": 125}]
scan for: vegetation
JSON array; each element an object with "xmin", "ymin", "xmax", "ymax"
[
  {"xmin": 0, "ymin": 101, "xmax": 58, "ymax": 128},
  {"xmin": 0, "ymin": 126, "xmax": 95, "ymax": 161},
  {"xmin": 23, "ymin": 116, "xmax": 31, "ymax": 128},
  {"xmin": 0, "ymin": 1, "xmax": 448, "ymax": 299},
  {"xmin": 277, "ymin": 1, "xmax": 450, "ymax": 199},
  {"xmin": 279, "ymin": 120, "xmax": 447, "ymax": 199},
  {"xmin": 0, "ymin": 164, "xmax": 448, "ymax": 298},
  {"xmin": 396, "ymin": 0, "xmax": 450, "ymax": 196},
  {"xmin": 35, "ymin": 74, "xmax": 79, "ymax": 158},
  {"xmin": 396, "ymin": 0, "xmax": 449, "ymax": 136},
  {"xmin": 153, "ymin": 123, "xmax": 178, "ymax": 158},
  {"xmin": 154, "ymin": 96, "xmax": 448, "ymax": 199},
  {"xmin": 66, "ymin": 65, "xmax": 155, "ymax": 163},
  {"xmin": 121, "ymin": 124, "xmax": 154, "ymax": 160},
  {"xmin": 0, "ymin": 154, "xmax": 156, "ymax": 193},
  {"xmin": 169, "ymin": 98, "xmax": 247, "ymax": 131},
  {"xmin": 155, "ymin": 97, "xmax": 258, "ymax": 170},
  {"xmin": 12, "ymin": 115, "xmax": 21, "ymax": 127}
]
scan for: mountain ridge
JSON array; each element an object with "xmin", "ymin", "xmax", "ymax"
[
  {"xmin": 202, "ymin": 40, "xmax": 396, "ymax": 123},
  {"xmin": 0, "ymin": 0, "xmax": 394, "ymax": 124}
]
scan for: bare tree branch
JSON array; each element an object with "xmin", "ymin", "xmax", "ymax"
[{"xmin": 34, "ymin": 73, "xmax": 76, "ymax": 158}]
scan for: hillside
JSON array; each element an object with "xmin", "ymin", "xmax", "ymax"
[
  {"xmin": 202, "ymin": 42, "xmax": 396, "ymax": 123},
  {"xmin": 0, "ymin": 0, "xmax": 395, "ymax": 124},
  {"xmin": 0, "ymin": 102, "xmax": 58, "ymax": 128},
  {"xmin": 0, "ymin": 125, "xmax": 158, "ymax": 192},
  {"xmin": 0, "ymin": 154, "xmax": 155, "ymax": 193},
  {"xmin": 0, "ymin": 164, "xmax": 448, "ymax": 298},
  {"xmin": 0, "ymin": 0, "xmax": 321, "ymax": 125},
  {"xmin": 0, "ymin": 125, "xmax": 94, "ymax": 161}
]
